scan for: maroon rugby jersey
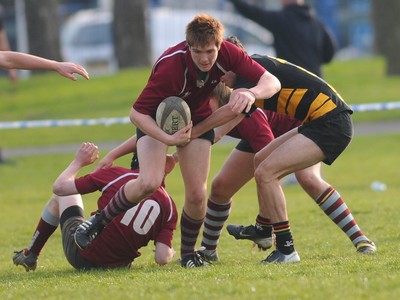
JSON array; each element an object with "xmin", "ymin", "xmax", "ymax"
[
  {"xmin": 74, "ymin": 167, "xmax": 178, "ymax": 268},
  {"xmin": 227, "ymin": 108, "xmax": 301, "ymax": 153},
  {"xmin": 133, "ymin": 40, "xmax": 266, "ymax": 124}
]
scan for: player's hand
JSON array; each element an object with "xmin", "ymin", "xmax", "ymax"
[
  {"xmin": 228, "ymin": 88, "xmax": 256, "ymax": 113},
  {"xmin": 167, "ymin": 122, "xmax": 193, "ymax": 146},
  {"xmin": 75, "ymin": 142, "xmax": 99, "ymax": 166},
  {"xmin": 55, "ymin": 62, "xmax": 90, "ymax": 81}
]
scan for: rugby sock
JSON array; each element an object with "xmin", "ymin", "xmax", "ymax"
[
  {"xmin": 102, "ymin": 184, "xmax": 135, "ymax": 225},
  {"xmin": 180, "ymin": 210, "xmax": 204, "ymax": 257},
  {"xmin": 201, "ymin": 199, "xmax": 231, "ymax": 251},
  {"xmin": 273, "ymin": 221, "xmax": 295, "ymax": 255},
  {"xmin": 255, "ymin": 214, "xmax": 273, "ymax": 237},
  {"xmin": 315, "ymin": 186, "xmax": 367, "ymax": 246},
  {"xmin": 27, "ymin": 207, "xmax": 59, "ymax": 256}
]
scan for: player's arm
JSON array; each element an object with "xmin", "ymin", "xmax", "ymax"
[
  {"xmin": 154, "ymin": 242, "xmax": 175, "ymax": 265},
  {"xmin": 229, "ymin": 72, "xmax": 280, "ymax": 114},
  {"xmin": 0, "ymin": 51, "xmax": 89, "ymax": 80},
  {"xmin": 191, "ymin": 104, "xmax": 242, "ymax": 140},
  {"xmin": 214, "ymin": 114, "xmax": 245, "ymax": 143},
  {"xmin": 95, "ymin": 135, "xmax": 137, "ymax": 170},
  {"xmin": 53, "ymin": 142, "xmax": 99, "ymax": 196},
  {"xmin": 130, "ymin": 107, "xmax": 192, "ymax": 146}
]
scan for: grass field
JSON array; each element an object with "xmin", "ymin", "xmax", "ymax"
[{"xmin": 1, "ymin": 57, "xmax": 400, "ymax": 299}]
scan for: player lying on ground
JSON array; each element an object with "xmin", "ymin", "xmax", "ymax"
[
  {"xmin": 0, "ymin": 51, "xmax": 89, "ymax": 81},
  {"xmin": 13, "ymin": 142, "xmax": 177, "ymax": 271}
]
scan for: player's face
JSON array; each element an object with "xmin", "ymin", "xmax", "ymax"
[{"xmin": 190, "ymin": 43, "xmax": 219, "ymax": 72}]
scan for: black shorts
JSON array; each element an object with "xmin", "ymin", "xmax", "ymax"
[
  {"xmin": 298, "ymin": 111, "xmax": 353, "ymax": 165},
  {"xmin": 136, "ymin": 128, "xmax": 215, "ymax": 144},
  {"xmin": 60, "ymin": 206, "xmax": 98, "ymax": 270},
  {"xmin": 235, "ymin": 140, "xmax": 255, "ymax": 153}
]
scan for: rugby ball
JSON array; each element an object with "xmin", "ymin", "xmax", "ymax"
[{"xmin": 156, "ymin": 96, "xmax": 191, "ymax": 134}]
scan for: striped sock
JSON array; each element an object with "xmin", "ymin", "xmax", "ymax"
[
  {"xmin": 315, "ymin": 186, "xmax": 367, "ymax": 246},
  {"xmin": 273, "ymin": 221, "xmax": 294, "ymax": 254},
  {"xmin": 103, "ymin": 184, "xmax": 135, "ymax": 225},
  {"xmin": 180, "ymin": 210, "xmax": 204, "ymax": 257},
  {"xmin": 201, "ymin": 199, "xmax": 231, "ymax": 251},
  {"xmin": 255, "ymin": 214, "xmax": 272, "ymax": 237},
  {"xmin": 27, "ymin": 217, "xmax": 58, "ymax": 256}
]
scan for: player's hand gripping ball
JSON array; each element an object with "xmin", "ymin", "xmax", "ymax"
[{"xmin": 156, "ymin": 96, "xmax": 191, "ymax": 134}]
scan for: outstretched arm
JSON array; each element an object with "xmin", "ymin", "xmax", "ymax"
[
  {"xmin": 53, "ymin": 143, "xmax": 99, "ymax": 196},
  {"xmin": 0, "ymin": 51, "xmax": 89, "ymax": 80}
]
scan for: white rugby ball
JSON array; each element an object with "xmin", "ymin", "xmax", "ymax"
[{"xmin": 156, "ymin": 96, "xmax": 191, "ymax": 134}]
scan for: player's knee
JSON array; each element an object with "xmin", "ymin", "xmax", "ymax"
[
  {"xmin": 254, "ymin": 166, "xmax": 274, "ymax": 185},
  {"xmin": 138, "ymin": 177, "xmax": 162, "ymax": 196},
  {"xmin": 186, "ymin": 188, "xmax": 207, "ymax": 205}
]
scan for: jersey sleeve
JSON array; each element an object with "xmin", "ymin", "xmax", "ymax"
[
  {"xmin": 74, "ymin": 169, "xmax": 110, "ymax": 195},
  {"xmin": 222, "ymin": 42, "xmax": 266, "ymax": 84},
  {"xmin": 236, "ymin": 109, "xmax": 275, "ymax": 152},
  {"xmin": 132, "ymin": 44, "xmax": 187, "ymax": 117},
  {"xmin": 154, "ymin": 228, "xmax": 174, "ymax": 248}
]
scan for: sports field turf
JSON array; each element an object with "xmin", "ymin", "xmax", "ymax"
[{"xmin": 1, "ymin": 57, "xmax": 399, "ymax": 299}]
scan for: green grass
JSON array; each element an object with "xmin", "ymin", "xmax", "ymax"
[
  {"xmin": 1, "ymin": 134, "xmax": 400, "ymax": 299},
  {"xmin": 1, "ymin": 57, "xmax": 400, "ymax": 299}
]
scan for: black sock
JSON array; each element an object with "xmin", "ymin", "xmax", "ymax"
[
  {"xmin": 273, "ymin": 221, "xmax": 295, "ymax": 254},
  {"xmin": 255, "ymin": 214, "xmax": 272, "ymax": 237}
]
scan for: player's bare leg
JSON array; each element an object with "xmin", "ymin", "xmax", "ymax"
[
  {"xmin": 255, "ymin": 132, "xmax": 323, "ymax": 263},
  {"xmin": 178, "ymin": 138, "xmax": 211, "ymax": 267}
]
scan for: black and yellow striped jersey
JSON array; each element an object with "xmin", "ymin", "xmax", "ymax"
[{"xmin": 236, "ymin": 55, "xmax": 352, "ymax": 123}]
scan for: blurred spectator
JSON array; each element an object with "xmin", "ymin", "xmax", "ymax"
[
  {"xmin": 0, "ymin": 4, "xmax": 17, "ymax": 82},
  {"xmin": 228, "ymin": 0, "xmax": 337, "ymax": 77}
]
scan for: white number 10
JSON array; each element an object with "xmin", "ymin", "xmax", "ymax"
[{"xmin": 119, "ymin": 200, "xmax": 161, "ymax": 235}]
